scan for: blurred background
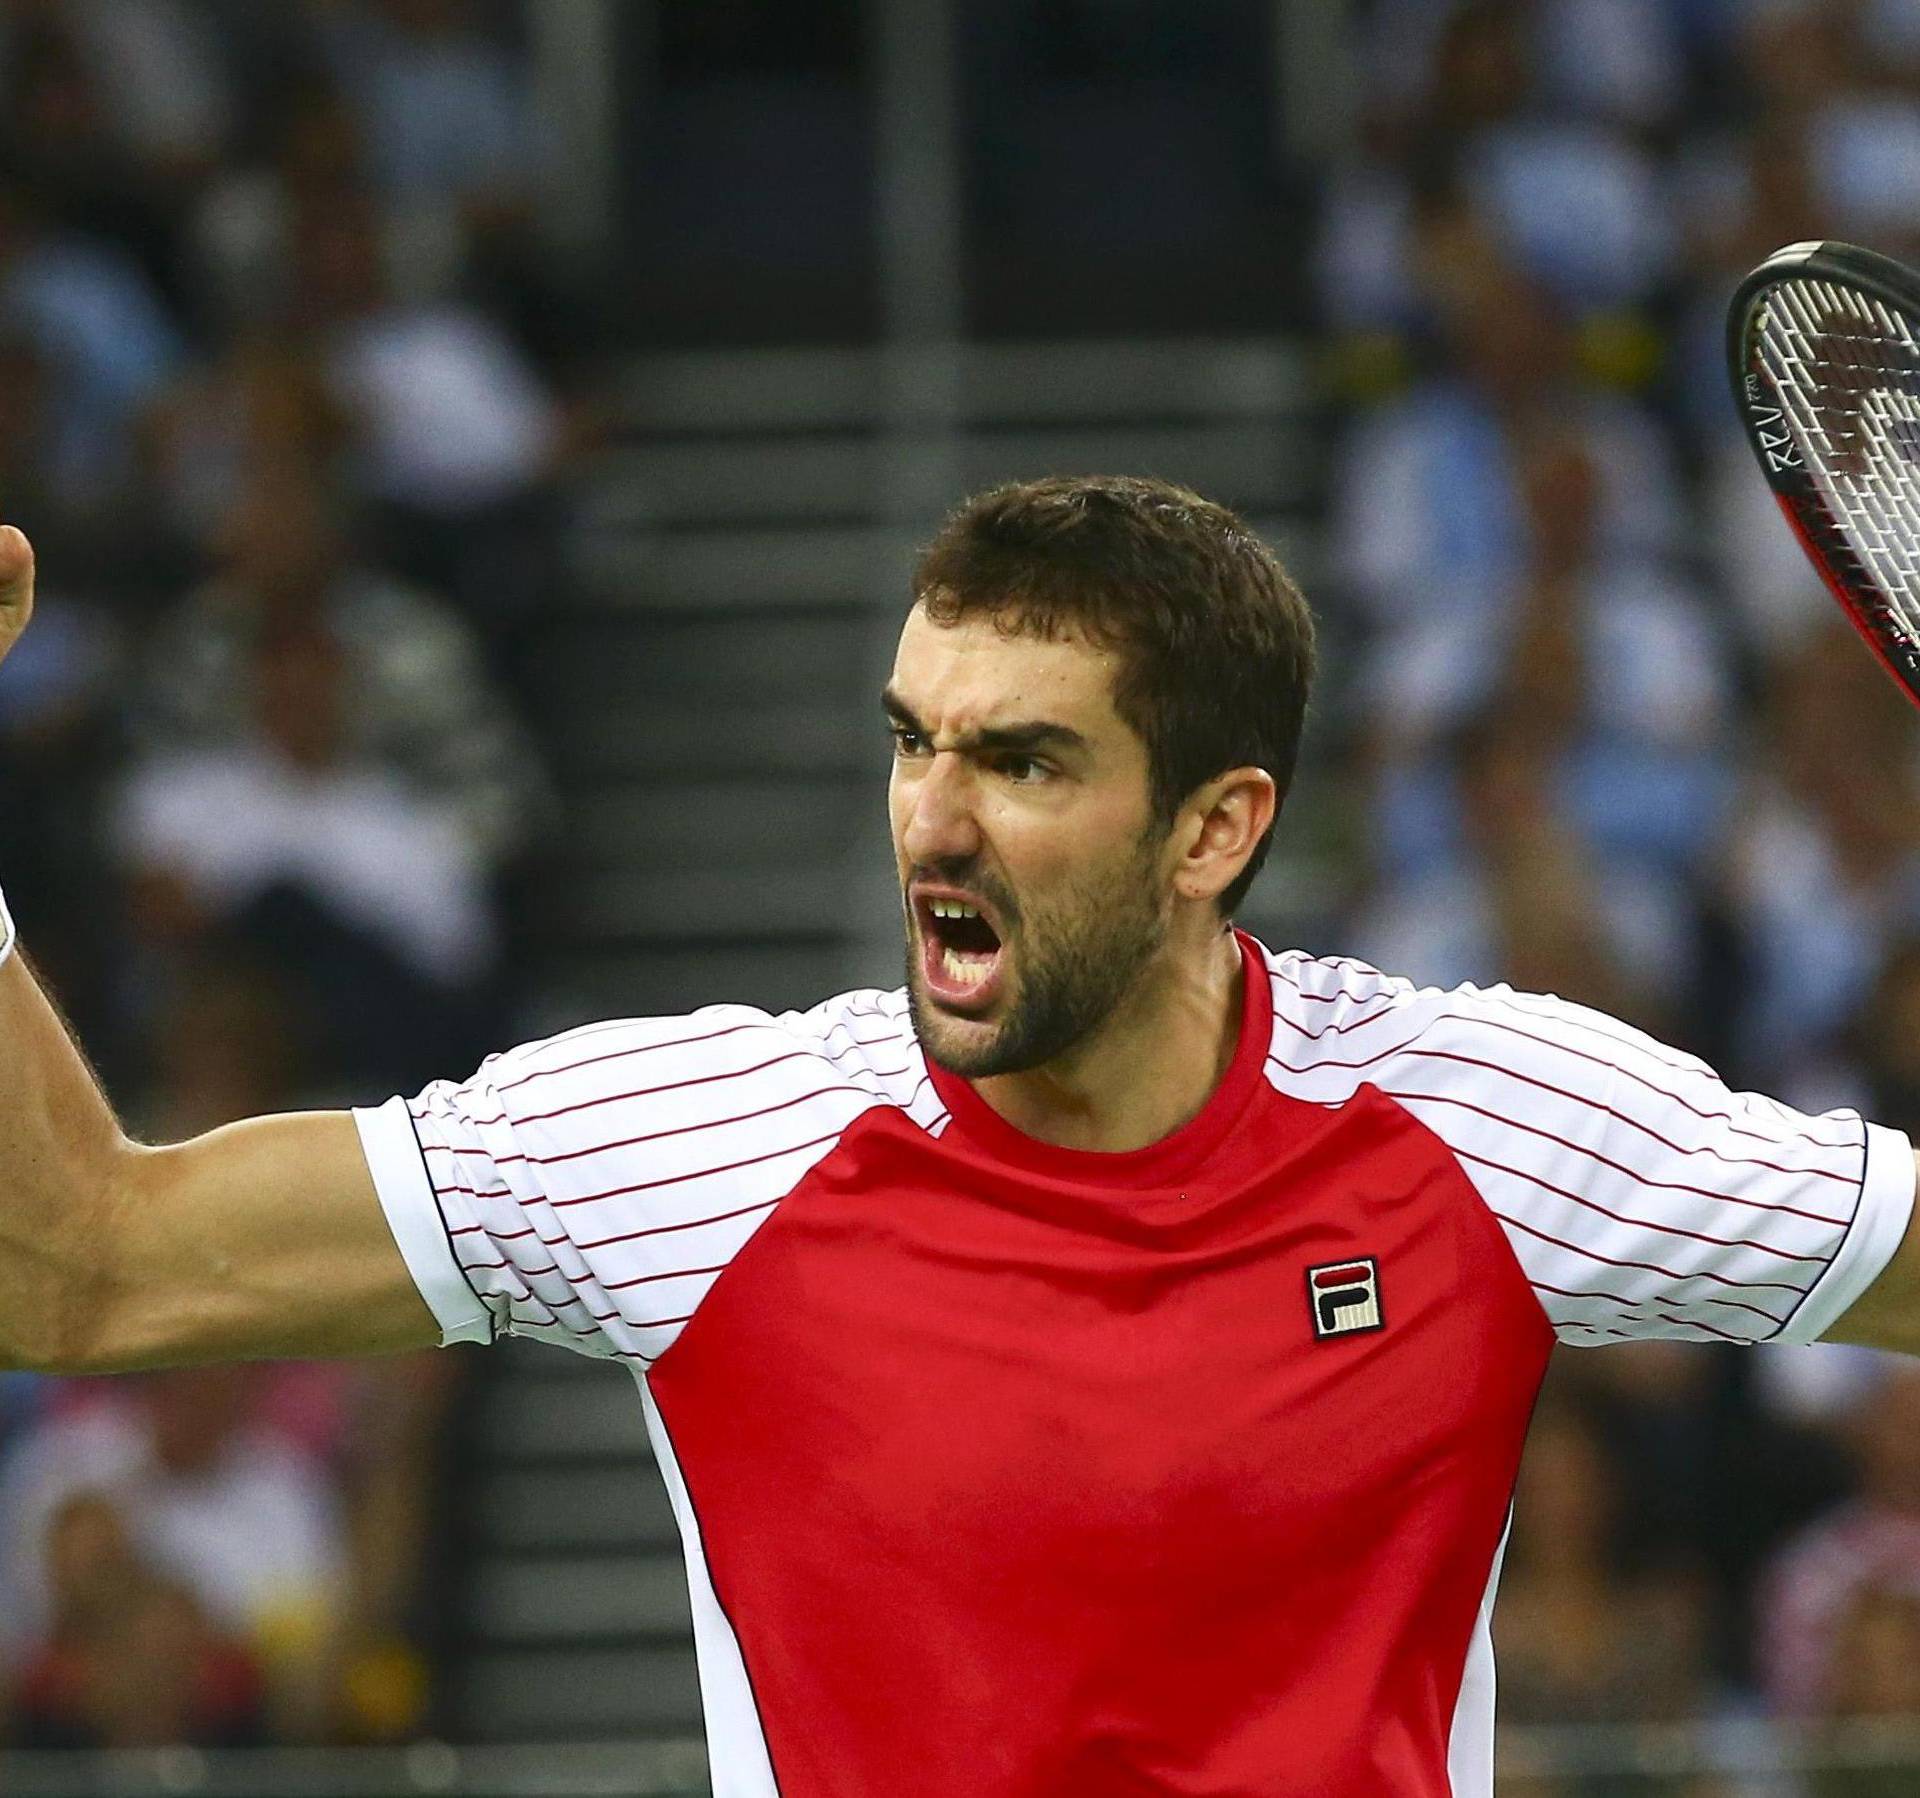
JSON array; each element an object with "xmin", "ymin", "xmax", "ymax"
[{"xmin": 1, "ymin": 0, "xmax": 1919, "ymax": 1793}]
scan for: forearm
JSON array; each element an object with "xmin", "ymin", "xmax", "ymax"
[{"xmin": 0, "ymin": 937, "xmax": 138, "ymax": 1371}]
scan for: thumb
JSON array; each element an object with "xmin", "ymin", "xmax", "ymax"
[{"xmin": 0, "ymin": 524, "xmax": 35, "ymax": 661}]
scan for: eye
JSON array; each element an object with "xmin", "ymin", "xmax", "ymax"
[
  {"xmin": 995, "ymin": 753, "xmax": 1048, "ymax": 784},
  {"xmin": 890, "ymin": 725, "xmax": 929, "ymax": 758}
]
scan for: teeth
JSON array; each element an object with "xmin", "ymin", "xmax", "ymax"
[
  {"xmin": 928, "ymin": 899, "xmax": 981, "ymax": 920},
  {"xmin": 942, "ymin": 947, "xmax": 993, "ymax": 986}
]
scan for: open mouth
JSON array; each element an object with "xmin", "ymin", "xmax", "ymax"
[{"xmin": 916, "ymin": 893, "xmax": 1007, "ymax": 1009}]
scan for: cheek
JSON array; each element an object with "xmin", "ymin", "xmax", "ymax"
[
  {"xmin": 886, "ymin": 769, "xmax": 911, "ymax": 859},
  {"xmin": 1004, "ymin": 817, "xmax": 1142, "ymax": 916}
]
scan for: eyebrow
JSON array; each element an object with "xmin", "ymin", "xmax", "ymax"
[{"xmin": 881, "ymin": 687, "xmax": 1091, "ymax": 758}]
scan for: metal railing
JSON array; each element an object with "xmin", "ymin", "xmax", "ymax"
[
  {"xmin": 0, "ymin": 1739, "xmax": 709, "ymax": 1798},
  {"xmin": 10, "ymin": 1722, "xmax": 1920, "ymax": 1797}
]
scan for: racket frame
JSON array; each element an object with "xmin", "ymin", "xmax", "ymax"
[{"xmin": 1727, "ymin": 237, "xmax": 1920, "ymax": 701}]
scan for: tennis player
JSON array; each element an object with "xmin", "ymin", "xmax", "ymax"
[{"xmin": 0, "ymin": 476, "xmax": 1914, "ymax": 1796}]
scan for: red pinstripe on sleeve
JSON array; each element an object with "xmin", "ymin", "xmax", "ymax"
[
  {"xmin": 1260, "ymin": 948, "xmax": 1917, "ymax": 1348},
  {"xmin": 356, "ymin": 992, "xmax": 932, "ymax": 1362}
]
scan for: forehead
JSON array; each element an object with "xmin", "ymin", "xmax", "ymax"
[{"xmin": 889, "ymin": 605, "xmax": 1126, "ymax": 733}]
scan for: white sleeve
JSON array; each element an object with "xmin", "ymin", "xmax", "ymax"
[
  {"xmin": 1267, "ymin": 956, "xmax": 1912, "ymax": 1352},
  {"xmin": 1295, "ymin": 971, "xmax": 1915, "ymax": 1347},
  {"xmin": 352, "ymin": 1005, "xmax": 885, "ymax": 1362}
]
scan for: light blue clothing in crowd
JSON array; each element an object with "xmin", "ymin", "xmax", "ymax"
[{"xmin": 1, "ymin": 236, "xmax": 183, "ymax": 496}]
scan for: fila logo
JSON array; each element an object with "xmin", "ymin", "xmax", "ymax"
[{"xmin": 1307, "ymin": 1258, "xmax": 1383, "ymax": 1341}]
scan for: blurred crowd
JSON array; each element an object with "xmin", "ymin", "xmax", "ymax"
[
  {"xmin": 0, "ymin": 0, "xmax": 571, "ymax": 1752},
  {"xmin": 1326, "ymin": 0, "xmax": 1920, "ymax": 1788},
  {"xmin": 8, "ymin": 0, "xmax": 1920, "ymax": 1781}
]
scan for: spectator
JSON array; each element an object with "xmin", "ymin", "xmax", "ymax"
[
  {"xmin": 0, "ymin": 0, "xmax": 240, "ymax": 324},
  {"xmin": 1759, "ymin": 1363, "xmax": 1920, "ymax": 1719},
  {"xmin": 144, "ymin": 331, "xmax": 353, "ymax": 550},
  {"xmin": 0, "ymin": 1, "xmax": 555, "ymax": 1765},
  {"xmin": 1359, "ymin": 413, "xmax": 1730, "ymax": 876},
  {"xmin": 290, "ymin": 181, "xmax": 562, "ymax": 628},
  {"xmin": 1322, "ymin": 0, "xmax": 1678, "ymax": 330},
  {"xmin": 1333, "ymin": 217, "xmax": 1682, "ymax": 623},
  {"xmin": 7, "ymin": 1494, "xmax": 265, "ymax": 1750},
  {"xmin": 189, "ymin": 79, "xmax": 462, "ymax": 335},
  {"xmin": 1724, "ymin": 622, "xmax": 1920, "ymax": 1097},
  {"xmin": 1807, "ymin": 1587, "xmax": 1920, "ymax": 1798},
  {"xmin": 1349, "ymin": 701, "xmax": 1677, "ymax": 1024},
  {"xmin": 0, "ymin": 0, "xmax": 236, "ymax": 185},
  {"xmin": 132, "ymin": 455, "xmax": 543, "ymax": 869},
  {"xmin": 312, "ymin": 0, "xmax": 537, "ymax": 223},
  {"xmin": 0, "ymin": 178, "xmax": 183, "ymax": 502},
  {"xmin": 0, "ymin": 1367, "xmax": 346, "ymax": 1741},
  {"xmin": 1495, "ymin": 1392, "xmax": 1721, "ymax": 1737},
  {"xmin": 113, "ymin": 608, "xmax": 500, "ymax": 1095},
  {"xmin": 1850, "ymin": 935, "xmax": 1920, "ymax": 1141},
  {"xmin": 1351, "ymin": 415, "xmax": 1727, "ymax": 1031},
  {"xmin": 124, "ymin": 939, "xmax": 467, "ymax": 1745}
]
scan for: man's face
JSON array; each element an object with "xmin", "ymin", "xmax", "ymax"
[{"xmin": 886, "ymin": 604, "xmax": 1174, "ymax": 1077}]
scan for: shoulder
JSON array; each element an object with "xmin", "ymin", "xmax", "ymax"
[
  {"xmin": 1257, "ymin": 943, "xmax": 1433, "ymax": 1090},
  {"xmin": 391, "ymin": 990, "xmax": 936, "ymax": 1363},
  {"xmin": 1257, "ymin": 942, "xmax": 1724, "ymax": 1107},
  {"xmin": 439, "ymin": 987, "xmax": 933, "ymax": 1126},
  {"xmin": 776, "ymin": 985, "xmax": 933, "ymax": 1114}
]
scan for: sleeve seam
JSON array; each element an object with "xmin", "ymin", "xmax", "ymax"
[
  {"xmin": 1772, "ymin": 1114, "xmax": 1867, "ymax": 1340},
  {"xmin": 404, "ymin": 1102, "xmax": 498, "ymax": 1346}
]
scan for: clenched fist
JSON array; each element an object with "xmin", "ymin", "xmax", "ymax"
[{"xmin": 0, "ymin": 525, "xmax": 31, "ymax": 665}]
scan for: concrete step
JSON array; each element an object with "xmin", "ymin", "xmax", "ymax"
[
  {"xmin": 581, "ymin": 437, "xmax": 881, "ymax": 528},
  {"xmin": 468, "ymin": 1552, "xmax": 693, "ymax": 1647},
  {"xmin": 608, "ymin": 345, "xmax": 883, "ymax": 433},
  {"xmin": 534, "ymin": 611, "xmax": 879, "ymax": 725},
  {"xmin": 478, "ymin": 1367, "xmax": 655, "ymax": 1462},
  {"xmin": 556, "ymin": 863, "xmax": 852, "ymax": 943},
  {"xmin": 953, "ymin": 417, "xmax": 1307, "ymax": 509},
  {"xmin": 473, "ymin": 1465, "xmax": 683, "ymax": 1555},
  {"xmin": 575, "ymin": 525, "xmax": 882, "ymax": 610},
  {"xmin": 567, "ymin": 779, "xmax": 867, "ymax": 871},
  {"xmin": 601, "ymin": 338, "xmax": 1311, "ymax": 435},
  {"xmin": 455, "ymin": 1644, "xmax": 707, "ymax": 1740},
  {"xmin": 539, "ymin": 940, "xmax": 872, "ymax": 1021},
  {"xmin": 553, "ymin": 704, "xmax": 872, "ymax": 781}
]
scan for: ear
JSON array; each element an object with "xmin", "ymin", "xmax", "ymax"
[{"xmin": 1170, "ymin": 767, "xmax": 1277, "ymax": 905}]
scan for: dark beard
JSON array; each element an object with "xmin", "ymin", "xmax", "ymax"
[{"xmin": 905, "ymin": 838, "xmax": 1168, "ymax": 1079}]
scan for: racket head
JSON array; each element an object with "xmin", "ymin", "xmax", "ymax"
[{"xmin": 1727, "ymin": 237, "xmax": 1920, "ymax": 706}]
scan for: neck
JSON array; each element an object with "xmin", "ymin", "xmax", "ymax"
[{"xmin": 969, "ymin": 926, "xmax": 1246, "ymax": 1153}]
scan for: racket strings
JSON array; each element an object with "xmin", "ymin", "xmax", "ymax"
[{"xmin": 1756, "ymin": 276, "xmax": 1920, "ymax": 637}]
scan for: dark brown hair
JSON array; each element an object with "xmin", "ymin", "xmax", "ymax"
[{"xmin": 913, "ymin": 474, "xmax": 1316, "ymax": 916}]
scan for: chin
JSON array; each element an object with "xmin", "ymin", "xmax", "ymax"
[
  {"xmin": 905, "ymin": 976, "xmax": 1007, "ymax": 1077},
  {"xmin": 918, "ymin": 1022, "xmax": 1005, "ymax": 1079}
]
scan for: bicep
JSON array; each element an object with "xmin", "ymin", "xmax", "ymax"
[
  {"xmin": 1828, "ymin": 1152, "xmax": 1920, "ymax": 1356},
  {"xmin": 88, "ymin": 1110, "xmax": 441, "ymax": 1371}
]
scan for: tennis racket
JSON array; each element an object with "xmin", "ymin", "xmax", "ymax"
[{"xmin": 1728, "ymin": 239, "xmax": 1920, "ymax": 705}]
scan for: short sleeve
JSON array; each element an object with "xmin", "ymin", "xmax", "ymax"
[
  {"xmin": 352, "ymin": 1005, "xmax": 889, "ymax": 1362},
  {"xmin": 1387, "ymin": 985, "xmax": 1915, "ymax": 1346},
  {"xmin": 1264, "ymin": 952, "xmax": 1916, "ymax": 1349}
]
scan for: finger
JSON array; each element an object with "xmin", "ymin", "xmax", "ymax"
[{"xmin": 0, "ymin": 525, "xmax": 35, "ymax": 655}]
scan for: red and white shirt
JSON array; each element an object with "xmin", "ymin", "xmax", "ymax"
[{"xmin": 353, "ymin": 933, "xmax": 1914, "ymax": 1797}]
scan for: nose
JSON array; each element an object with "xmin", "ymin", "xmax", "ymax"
[{"xmin": 899, "ymin": 750, "xmax": 983, "ymax": 868}]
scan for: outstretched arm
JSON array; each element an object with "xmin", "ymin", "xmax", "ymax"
[{"xmin": 0, "ymin": 527, "xmax": 438, "ymax": 1373}]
